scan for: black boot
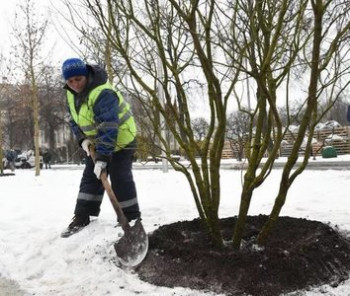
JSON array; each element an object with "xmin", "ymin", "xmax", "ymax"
[{"xmin": 60, "ymin": 214, "xmax": 90, "ymax": 238}]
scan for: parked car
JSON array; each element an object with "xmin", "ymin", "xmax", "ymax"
[
  {"xmin": 147, "ymin": 156, "xmax": 162, "ymax": 163},
  {"xmin": 15, "ymin": 152, "xmax": 43, "ymax": 169}
]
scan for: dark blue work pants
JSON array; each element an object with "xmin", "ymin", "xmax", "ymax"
[{"xmin": 74, "ymin": 147, "xmax": 140, "ymax": 221}]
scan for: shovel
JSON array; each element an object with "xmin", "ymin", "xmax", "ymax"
[{"xmin": 90, "ymin": 147, "xmax": 148, "ymax": 267}]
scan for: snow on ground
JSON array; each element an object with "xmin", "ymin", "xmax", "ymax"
[{"xmin": 1, "ymin": 156, "xmax": 350, "ymax": 295}]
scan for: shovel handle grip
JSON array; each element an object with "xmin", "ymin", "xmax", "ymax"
[{"xmin": 89, "ymin": 146, "xmax": 130, "ymax": 231}]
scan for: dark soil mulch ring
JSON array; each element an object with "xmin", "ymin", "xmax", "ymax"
[{"xmin": 136, "ymin": 215, "xmax": 350, "ymax": 296}]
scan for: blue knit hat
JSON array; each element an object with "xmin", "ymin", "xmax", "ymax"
[{"xmin": 62, "ymin": 58, "xmax": 88, "ymax": 80}]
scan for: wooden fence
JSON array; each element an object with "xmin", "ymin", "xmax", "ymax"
[{"xmin": 221, "ymin": 126, "xmax": 350, "ymax": 159}]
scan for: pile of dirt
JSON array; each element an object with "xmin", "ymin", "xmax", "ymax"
[{"xmin": 136, "ymin": 215, "xmax": 350, "ymax": 296}]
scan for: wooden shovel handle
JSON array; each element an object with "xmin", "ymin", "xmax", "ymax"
[{"xmin": 89, "ymin": 146, "xmax": 130, "ymax": 230}]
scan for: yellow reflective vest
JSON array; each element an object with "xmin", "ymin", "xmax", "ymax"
[{"xmin": 66, "ymin": 82, "xmax": 136, "ymax": 151}]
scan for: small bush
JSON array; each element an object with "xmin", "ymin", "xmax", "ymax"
[{"xmin": 321, "ymin": 146, "xmax": 337, "ymax": 158}]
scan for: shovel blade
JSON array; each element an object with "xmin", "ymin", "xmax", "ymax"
[{"xmin": 114, "ymin": 219, "xmax": 148, "ymax": 267}]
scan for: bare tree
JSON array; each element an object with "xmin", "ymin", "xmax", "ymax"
[
  {"xmin": 230, "ymin": 0, "xmax": 350, "ymax": 248},
  {"xmin": 0, "ymin": 74, "xmax": 6, "ymax": 175},
  {"xmin": 12, "ymin": 0, "xmax": 50, "ymax": 176},
  {"xmin": 191, "ymin": 117, "xmax": 209, "ymax": 141},
  {"xmin": 0, "ymin": 55, "xmax": 14, "ymax": 174},
  {"xmin": 39, "ymin": 68, "xmax": 67, "ymax": 150},
  {"xmin": 79, "ymin": 0, "xmax": 242, "ymax": 246},
  {"xmin": 226, "ymin": 111, "xmax": 250, "ymax": 161},
  {"xmin": 325, "ymin": 97, "xmax": 349, "ymax": 126},
  {"xmin": 60, "ymin": 0, "xmax": 350, "ymax": 250},
  {"xmin": 1, "ymin": 84, "xmax": 35, "ymax": 151}
]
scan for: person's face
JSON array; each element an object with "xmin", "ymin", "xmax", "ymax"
[{"xmin": 66, "ymin": 76, "xmax": 87, "ymax": 93}]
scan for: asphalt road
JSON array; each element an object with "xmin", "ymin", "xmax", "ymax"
[
  {"xmin": 266, "ymin": 160, "xmax": 350, "ymax": 170},
  {"xmin": 132, "ymin": 160, "xmax": 350, "ymax": 171}
]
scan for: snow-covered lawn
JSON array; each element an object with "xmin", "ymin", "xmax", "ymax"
[{"xmin": 1, "ymin": 156, "xmax": 350, "ymax": 295}]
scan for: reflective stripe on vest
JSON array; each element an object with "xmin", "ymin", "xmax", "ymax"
[{"xmin": 67, "ymin": 83, "xmax": 136, "ymax": 150}]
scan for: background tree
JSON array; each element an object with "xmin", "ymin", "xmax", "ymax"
[
  {"xmin": 324, "ymin": 97, "xmax": 349, "ymax": 126},
  {"xmin": 0, "ymin": 55, "xmax": 14, "ymax": 174},
  {"xmin": 191, "ymin": 117, "xmax": 209, "ymax": 142},
  {"xmin": 279, "ymin": 98, "xmax": 350, "ymax": 128},
  {"xmin": 39, "ymin": 69, "xmax": 65, "ymax": 145},
  {"xmin": 2, "ymin": 84, "xmax": 36, "ymax": 151},
  {"xmin": 0, "ymin": 75, "xmax": 7, "ymax": 175},
  {"xmin": 190, "ymin": 117, "xmax": 209, "ymax": 158},
  {"xmin": 226, "ymin": 111, "xmax": 250, "ymax": 161},
  {"xmin": 12, "ymin": 0, "xmax": 50, "ymax": 176},
  {"xmin": 278, "ymin": 104, "xmax": 305, "ymax": 128}
]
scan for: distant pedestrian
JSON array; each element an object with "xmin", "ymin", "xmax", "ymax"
[
  {"xmin": 5, "ymin": 149, "xmax": 16, "ymax": 171},
  {"xmin": 43, "ymin": 149, "xmax": 52, "ymax": 169}
]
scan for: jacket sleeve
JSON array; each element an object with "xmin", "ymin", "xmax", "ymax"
[{"xmin": 93, "ymin": 89, "xmax": 120, "ymax": 161}]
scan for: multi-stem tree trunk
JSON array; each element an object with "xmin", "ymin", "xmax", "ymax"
[
  {"xmin": 231, "ymin": 0, "xmax": 350, "ymax": 249},
  {"xmin": 258, "ymin": 0, "xmax": 326, "ymax": 244},
  {"xmin": 67, "ymin": 0, "xmax": 350, "ymax": 250}
]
